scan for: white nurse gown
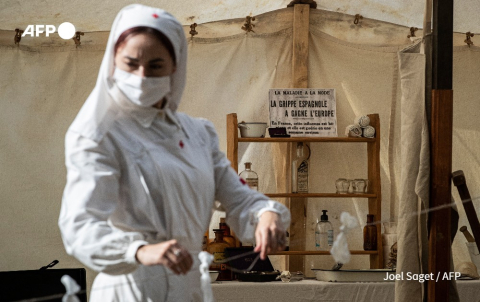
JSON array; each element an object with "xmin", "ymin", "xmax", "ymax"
[{"xmin": 58, "ymin": 85, "xmax": 291, "ymax": 301}]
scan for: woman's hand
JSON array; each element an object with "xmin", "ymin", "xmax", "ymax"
[
  {"xmin": 135, "ymin": 239, "xmax": 193, "ymax": 275},
  {"xmin": 254, "ymin": 211, "xmax": 286, "ymax": 260}
]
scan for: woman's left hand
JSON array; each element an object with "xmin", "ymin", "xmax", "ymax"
[{"xmin": 254, "ymin": 211, "xmax": 285, "ymax": 260}]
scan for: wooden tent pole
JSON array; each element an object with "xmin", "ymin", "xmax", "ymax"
[
  {"xmin": 428, "ymin": 0, "xmax": 454, "ymax": 301},
  {"xmin": 288, "ymin": 3, "xmax": 310, "ymax": 273}
]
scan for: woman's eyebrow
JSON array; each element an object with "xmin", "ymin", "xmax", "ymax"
[
  {"xmin": 124, "ymin": 56, "xmax": 139, "ymax": 61},
  {"xmin": 124, "ymin": 56, "xmax": 164, "ymax": 63}
]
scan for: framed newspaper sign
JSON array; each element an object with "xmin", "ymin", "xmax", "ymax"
[{"xmin": 269, "ymin": 88, "xmax": 337, "ymax": 137}]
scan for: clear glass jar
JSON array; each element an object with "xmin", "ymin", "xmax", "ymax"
[
  {"xmin": 353, "ymin": 179, "xmax": 367, "ymax": 193},
  {"xmin": 239, "ymin": 162, "xmax": 258, "ymax": 191},
  {"xmin": 335, "ymin": 178, "xmax": 349, "ymax": 193}
]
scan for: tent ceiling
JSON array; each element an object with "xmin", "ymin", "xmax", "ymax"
[{"xmin": 1, "ymin": 0, "xmax": 479, "ymax": 33}]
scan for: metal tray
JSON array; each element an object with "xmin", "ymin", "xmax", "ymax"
[
  {"xmin": 237, "ymin": 271, "xmax": 280, "ymax": 282},
  {"xmin": 312, "ymin": 269, "xmax": 396, "ymax": 282}
]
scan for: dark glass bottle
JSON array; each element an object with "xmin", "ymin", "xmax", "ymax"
[
  {"xmin": 363, "ymin": 214, "xmax": 377, "ymax": 250},
  {"xmin": 219, "ymin": 218, "xmax": 236, "ymax": 247},
  {"xmin": 284, "ymin": 231, "xmax": 290, "ymax": 251},
  {"xmin": 207, "ymin": 229, "xmax": 231, "ymax": 281}
]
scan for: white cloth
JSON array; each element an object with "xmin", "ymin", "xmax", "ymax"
[
  {"xmin": 58, "ymin": 4, "xmax": 290, "ymax": 301},
  {"xmin": 61, "ymin": 275, "xmax": 81, "ymax": 302},
  {"xmin": 198, "ymin": 252, "xmax": 215, "ymax": 302},
  {"xmin": 395, "ymin": 40, "xmax": 430, "ymax": 302},
  {"xmin": 329, "ymin": 212, "xmax": 359, "ymax": 264}
]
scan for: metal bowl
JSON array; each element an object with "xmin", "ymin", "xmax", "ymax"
[
  {"xmin": 209, "ymin": 271, "xmax": 219, "ymax": 282},
  {"xmin": 238, "ymin": 122, "xmax": 268, "ymax": 138}
]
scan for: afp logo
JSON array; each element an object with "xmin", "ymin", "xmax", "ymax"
[{"xmin": 22, "ymin": 22, "xmax": 76, "ymax": 39}]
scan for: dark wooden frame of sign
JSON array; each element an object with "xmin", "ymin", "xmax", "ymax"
[{"xmin": 428, "ymin": 0, "xmax": 454, "ymax": 301}]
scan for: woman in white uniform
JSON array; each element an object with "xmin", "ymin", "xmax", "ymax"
[{"xmin": 58, "ymin": 4, "xmax": 291, "ymax": 301}]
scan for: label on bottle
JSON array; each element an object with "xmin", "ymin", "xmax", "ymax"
[
  {"xmin": 327, "ymin": 230, "xmax": 334, "ymax": 246},
  {"xmin": 297, "ymin": 161, "xmax": 308, "ymax": 193},
  {"xmin": 246, "ymin": 178, "xmax": 258, "ymax": 190},
  {"xmin": 213, "ymin": 252, "xmax": 225, "ymax": 262}
]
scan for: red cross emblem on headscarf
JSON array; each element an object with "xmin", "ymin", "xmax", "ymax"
[
  {"xmin": 152, "ymin": 13, "xmax": 159, "ymax": 19},
  {"xmin": 179, "ymin": 140, "xmax": 184, "ymax": 148}
]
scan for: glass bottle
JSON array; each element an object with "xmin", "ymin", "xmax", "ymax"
[
  {"xmin": 219, "ymin": 218, "xmax": 236, "ymax": 247},
  {"xmin": 292, "ymin": 142, "xmax": 308, "ymax": 193},
  {"xmin": 363, "ymin": 214, "xmax": 378, "ymax": 251},
  {"xmin": 239, "ymin": 162, "xmax": 258, "ymax": 191},
  {"xmin": 202, "ymin": 230, "xmax": 209, "ymax": 251},
  {"xmin": 284, "ymin": 231, "xmax": 290, "ymax": 251},
  {"xmin": 207, "ymin": 229, "xmax": 231, "ymax": 281},
  {"xmin": 315, "ymin": 210, "xmax": 334, "ymax": 251},
  {"xmin": 335, "ymin": 178, "xmax": 349, "ymax": 194}
]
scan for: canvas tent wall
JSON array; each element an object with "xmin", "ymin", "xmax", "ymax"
[
  {"xmin": 1, "ymin": 1, "xmax": 480, "ymax": 299},
  {"xmin": 1, "ymin": 0, "xmax": 480, "ymax": 32}
]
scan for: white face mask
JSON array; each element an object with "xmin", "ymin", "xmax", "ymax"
[{"xmin": 112, "ymin": 67, "xmax": 171, "ymax": 107}]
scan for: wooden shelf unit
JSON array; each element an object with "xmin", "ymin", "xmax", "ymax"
[
  {"xmin": 264, "ymin": 193, "xmax": 376, "ymax": 198},
  {"xmin": 226, "ymin": 113, "xmax": 383, "ymax": 269},
  {"xmin": 238, "ymin": 137, "xmax": 375, "ymax": 143},
  {"xmin": 270, "ymin": 250, "xmax": 378, "ymax": 256}
]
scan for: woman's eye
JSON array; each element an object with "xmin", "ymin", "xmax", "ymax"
[
  {"xmin": 126, "ymin": 62, "xmax": 137, "ymax": 67},
  {"xmin": 150, "ymin": 65, "xmax": 163, "ymax": 69}
]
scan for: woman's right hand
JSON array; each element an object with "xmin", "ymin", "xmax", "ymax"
[{"xmin": 135, "ymin": 239, "xmax": 193, "ymax": 275}]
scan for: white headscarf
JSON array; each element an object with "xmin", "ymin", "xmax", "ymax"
[{"xmin": 69, "ymin": 4, "xmax": 187, "ymax": 142}]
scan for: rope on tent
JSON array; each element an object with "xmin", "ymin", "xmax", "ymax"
[
  {"xmin": 287, "ymin": 0, "xmax": 317, "ymax": 9},
  {"xmin": 189, "ymin": 23, "xmax": 198, "ymax": 38},
  {"xmin": 14, "ymin": 28, "xmax": 23, "ymax": 45},
  {"xmin": 353, "ymin": 14, "xmax": 363, "ymax": 25},
  {"xmin": 408, "ymin": 27, "xmax": 418, "ymax": 38},
  {"xmin": 464, "ymin": 32, "xmax": 474, "ymax": 47},
  {"xmin": 241, "ymin": 16, "xmax": 255, "ymax": 33},
  {"xmin": 73, "ymin": 31, "xmax": 84, "ymax": 48}
]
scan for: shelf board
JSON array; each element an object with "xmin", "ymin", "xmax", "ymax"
[
  {"xmin": 238, "ymin": 137, "xmax": 375, "ymax": 143},
  {"xmin": 265, "ymin": 193, "xmax": 376, "ymax": 198},
  {"xmin": 270, "ymin": 250, "xmax": 378, "ymax": 255}
]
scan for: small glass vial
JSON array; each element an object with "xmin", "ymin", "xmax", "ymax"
[
  {"xmin": 363, "ymin": 214, "xmax": 378, "ymax": 251},
  {"xmin": 239, "ymin": 162, "xmax": 258, "ymax": 191},
  {"xmin": 315, "ymin": 210, "xmax": 334, "ymax": 251},
  {"xmin": 347, "ymin": 179, "xmax": 354, "ymax": 193}
]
